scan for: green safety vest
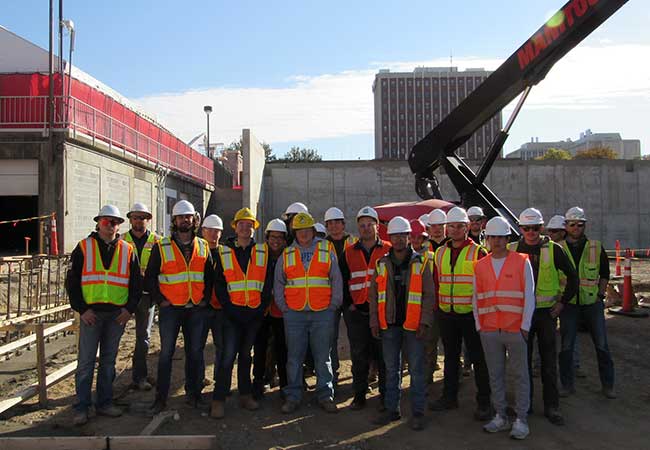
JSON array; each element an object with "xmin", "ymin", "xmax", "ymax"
[
  {"xmin": 508, "ymin": 241, "xmax": 560, "ymax": 309},
  {"xmin": 124, "ymin": 231, "xmax": 159, "ymax": 274},
  {"xmin": 434, "ymin": 243, "xmax": 480, "ymax": 314},
  {"xmin": 80, "ymin": 237, "xmax": 131, "ymax": 306},
  {"xmin": 562, "ymin": 240, "xmax": 601, "ymax": 305}
]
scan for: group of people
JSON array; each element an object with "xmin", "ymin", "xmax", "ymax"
[{"xmin": 66, "ymin": 199, "xmax": 615, "ymax": 440}]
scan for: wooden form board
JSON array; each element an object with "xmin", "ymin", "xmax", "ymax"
[
  {"xmin": 0, "ymin": 320, "xmax": 74, "ymax": 358},
  {"xmin": 0, "ymin": 435, "xmax": 217, "ymax": 450},
  {"xmin": 1, "ymin": 304, "xmax": 71, "ymax": 326}
]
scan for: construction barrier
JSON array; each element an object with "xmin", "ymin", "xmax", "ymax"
[{"xmin": 608, "ymin": 249, "xmax": 649, "ymax": 318}]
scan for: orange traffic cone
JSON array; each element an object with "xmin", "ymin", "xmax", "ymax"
[
  {"xmin": 609, "ymin": 249, "xmax": 648, "ymax": 318},
  {"xmin": 50, "ymin": 213, "xmax": 59, "ymax": 256}
]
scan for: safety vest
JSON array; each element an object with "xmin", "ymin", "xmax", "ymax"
[
  {"xmin": 475, "ymin": 251, "xmax": 527, "ymax": 332},
  {"xmin": 80, "ymin": 237, "xmax": 132, "ymax": 306},
  {"xmin": 124, "ymin": 230, "xmax": 159, "ymax": 275},
  {"xmin": 375, "ymin": 257, "xmax": 424, "ymax": 331},
  {"xmin": 345, "ymin": 241, "xmax": 390, "ymax": 305},
  {"xmin": 158, "ymin": 236, "xmax": 209, "ymax": 306},
  {"xmin": 219, "ymin": 243, "xmax": 267, "ymax": 309},
  {"xmin": 435, "ymin": 242, "xmax": 481, "ymax": 314},
  {"xmin": 508, "ymin": 241, "xmax": 560, "ymax": 309},
  {"xmin": 283, "ymin": 240, "xmax": 332, "ymax": 311},
  {"xmin": 562, "ymin": 240, "xmax": 601, "ymax": 305}
]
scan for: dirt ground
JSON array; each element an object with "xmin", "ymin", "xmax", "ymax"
[{"xmin": 1, "ymin": 260, "xmax": 650, "ymax": 449}]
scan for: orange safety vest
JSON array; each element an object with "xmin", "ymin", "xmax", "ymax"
[
  {"xmin": 158, "ymin": 236, "xmax": 209, "ymax": 306},
  {"xmin": 345, "ymin": 241, "xmax": 391, "ymax": 305},
  {"xmin": 474, "ymin": 251, "xmax": 528, "ymax": 333},
  {"xmin": 219, "ymin": 243, "xmax": 268, "ymax": 309},
  {"xmin": 375, "ymin": 257, "xmax": 424, "ymax": 331},
  {"xmin": 283, "ymin": 240, "xmax": 332, "ymax": 311},
  {"xmin": 80, "ymin": 237, "xmax": 132, "ymax": 306}
]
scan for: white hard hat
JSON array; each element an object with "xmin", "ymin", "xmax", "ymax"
[
  {"xmin": 446, "ymin": 206, "xmax": 470, "ymax": 224},
  {"xmin": 565, "ymin": 206, "xmax": 587, "ymax": 222},
  {"xmin": 94, "ymin": 205, "xmax": 124, "ymax": 223},
  {"xmin": 127, "ymin": 202, "xmax": 152, "ymax": 219},
  {"xmin": 427, "ymin": 209, "xmax": 447, "ymax": 225},
  {"xmin": 265, "ymin": 218, "xmax": 288, "ymax": 234},
  {"xmin": 485, "ymin": 217, "xmax": 511, "ymax": 236},
  {"xmin": 324, "ymin": 207, "xmax": 345, "ymax": 222},
  {"xmin": 356, "ymin": 206, "xmax": 379, "ymax": 222},
  {"xmin": 202, "ymin": 214, "xmax": 223, "ymax": 230},
  {"xmin": 172, "ymin": 200, "xmax": 196, "ymax": 217},
  {"xmin": 284, "ymin": 202, "xmax": 309, "ymax": 215},
  {"xmin": 467, "ymin": 206, "xmax": 485, "ymax": 217},
  {"xmin": 315, "ymin": 223, "xmax": 327, "ymax": 235},
  {"xmin": 518, "ymin": 207, "xmax": 544, "ymax": 226},
  {"xmin": 387, "ymin": 216, "xmax": 411, "ymax": 235},
  {"xmin": 547, "ymin": 215, "xmax": 566, "ymax": 230},
  {"xmin": 418, "ymin": 213, "xmax": 430, "ymax": 225}
]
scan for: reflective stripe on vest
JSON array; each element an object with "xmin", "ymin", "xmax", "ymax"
[
  {"xmin": 283, "ymin": 240, "xmax": 332, "ymax": 311},
  {"xmin": 435, "ymin": 243, "xmax": 480, "ymax": 314},
  {"xmin": 158, "ymin": 236, "xmax": 209, "ymax": 306},
  {"xmin": 508, "ymin": 241, "xmax": 560, "ymax": 309},
  {"xmin": 124, "ymin": 231, "xmax": 159, "ymax": 274},
  {"xmin": 345, "ymin": 241, "xmax": 390, "ymax": 305},
  {"xmin": 80, "ymin": 237, "xmax": 131, "ymax": 306},
  {"xmin": 562, "ymin": 240, "xmax": 601, "ymax": 305},
  {"xmin": 375, "ymin": 258, "xmax": 423, "ymax": 331},
  {"xmin": 475, "ymin": 251, "xmax": 527, "ymax": 332},
  {"xmin": 219, "ymin": 243, "xmax": 267, "ymax": 308}
]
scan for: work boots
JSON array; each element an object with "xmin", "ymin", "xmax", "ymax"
[
  {"xmin": 210, "ymin": 400, "xmax": 225, "ymax": 419},
  {"xmin": 239, "ymin": 395, "xmax": 260, "ymax": 411}
]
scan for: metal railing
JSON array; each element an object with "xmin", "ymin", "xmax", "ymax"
[{"xmin": 0, "ymin": 95, "xmax": 214, "ymax": 186}]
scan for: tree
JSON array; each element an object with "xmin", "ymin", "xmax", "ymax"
[
  {"xmin": 262, "ymin": 142, "xmax": 276, "ymax": 162},
  {"xmin": 536, "ymin": 148, "xmax": 572, "ymax": 160},
  {"xmin": 226, "ymin": 136, "xmax": 242, "ymax": 152},
  {"xmin": 281, "ymin": 146, "xmax": 322, "ymax": 162},
  {"xmin": 573, "ymin": 146, "xmax": 618, "ymax": 159}
]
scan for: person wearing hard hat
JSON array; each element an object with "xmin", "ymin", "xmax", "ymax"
[
  {"xmin": 546, "ymin": 215, "xmax": 567, "ymax": 243},
  {"xmin": 210, "ymin": 207, "xmax": 272, "ymax": 418},
  {"xmin": 123, "ymin": 202, "xmax": 159, "ymax": 392},
  {"xmin": 315, "ymin": 222, "xmax": 327, "ymax": 239},
  {"xmin": 324, "ymin": 206, "xmax": 356, "ymax": 387},
  {"xmin": 274, "ymin": 212, "xmax": 343, "ymax": 414},
  {"xmin": 429, "ymin": 206, "xmax": 492, "ymax": 421},
  {"xmin": 472, "ymin": 216, "xmax": 536, "ymax": 440},
  {"xmin": 467, "ymin": 206, "xmax": 487, "ymax": 246},
  {"xmin": 427, "ymin": 209, "xmax": 449, "ymax": 251},
  {"xmin": 368, "ymin": 216, "xmax": 434, "ymax": 431},
  {"xmin": 197, "ymin": 214, "xmax": 225, "ymax": 391},
  {"xmin": 558, "ymin": 207, "xmax": 615, "ymax": 399},
  {"xmin": 338, "ymin": 206, "xmax": 390, "ymax": 410},
  {"xmin": 66, "ymin": 205, "xmax": 142, "ymax": 426},
  {"xmin": 508, "ymin": 208, "xmax": 578, "ymax": 426},
  {"xmin": 252, "ymin": 219, "xmax": 290, "ymax": 399},
  {"xmin": 145, "ymin": 200, "xmax": 214, "ymax": 414},
  {"xmin": 282, "ymin": 202, "xmax": 309, "ymax": 244}
]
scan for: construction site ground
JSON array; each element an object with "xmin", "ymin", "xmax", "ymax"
[{"xmin": 1, "ymin": 260, "xmax": 650, "ymax": 449}]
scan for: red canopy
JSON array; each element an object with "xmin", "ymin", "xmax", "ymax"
[{"xmin": 374, "ymin": 199, "xmax": 456, "ymax": 240}]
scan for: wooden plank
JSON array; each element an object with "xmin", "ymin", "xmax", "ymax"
[
  {"xmin": 1, "ymin": 304, "xmax": 71, "ymax": 326},
  {"xmin": 0, "ymin": 360, "xmax": 77, "ymax": 415},
  {"xmin": 35, "ymin": 323, "xmax": 47, "ymax": 406},
  {"xmin": 110, "ymin": 435, "xmax": 217, "ymax": 450},
  {"xmin": 0, "ymin": 320, "xmax": 74, "ymax": 358},
  {"xmin": 140, "ymin": 410, "xmax": 179, "ymax": 436},
  {"xmin": 0, "ymin": 436, "xmax": 107, "ymax": 450}
]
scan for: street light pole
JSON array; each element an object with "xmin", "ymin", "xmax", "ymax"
[{"xmin": 203, "ymin": 105, "xmax": 212, "ymax": 158}]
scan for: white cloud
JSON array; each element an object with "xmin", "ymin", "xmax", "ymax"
[{"xmin": 132, "ymin": 44, "xmax": 650, "ymax": 150}]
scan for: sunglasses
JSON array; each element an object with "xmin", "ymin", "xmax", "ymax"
[
  {"xmin": 100, "ymin": 218, "xmax": 121, "ymax": 227},
  {"xmin": 469, "ymin": 218, "xmax": 483, "ymax": 223},
  {"xmin": 547, "ymin": 229, "xmax": 564, "ymax": 233},
  {"xmin": 521, "ymin": 225, "xmax": 541, "ymax": 232},
  {"xmin": 130, "ymin": 215, "xmax": 148, "ymax": 221},
  {"xmin": 567, "ymin": 222, "xmax": 585, "ymax": 228}
]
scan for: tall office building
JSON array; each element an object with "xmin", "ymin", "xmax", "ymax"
[{"xmin": 373, "ymin": 67, "xmax": 502, "ymax": 160}]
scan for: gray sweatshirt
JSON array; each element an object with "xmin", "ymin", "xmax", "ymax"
[{"xmin": 274, "ymin": 237, "xmax": 343, "ymax": 313}]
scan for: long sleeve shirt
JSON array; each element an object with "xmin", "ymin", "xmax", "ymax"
[
  {"xmin": 274, "ymin": 238, "xmax": 343, "ymax": 313},
  {"xmin": 144, "ymin": 233, "xmax": 214, "ymax": 307},
  {"xmin": 471, "ymin": 254, "xmax": 536, "ymax": 332},
  {"xmin": 66, "ymin": 232, "xmax": 142, "ymax": 314},
  {"xmin": 212, "ymin": 237, "xmax": 273, "ymax": 324}
]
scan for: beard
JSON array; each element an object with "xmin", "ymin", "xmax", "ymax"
[{"xmin": 177, "ymin": 223, "xmax": 192, "ymax": 232}]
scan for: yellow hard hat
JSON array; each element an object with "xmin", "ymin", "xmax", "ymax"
[
  {"xmin": 231, "ymin": 207, "xmax": 260, "ymax": 230},
  {"xmin": 292, "ymin": 212, "xmax": 316, "ymax": 231}
]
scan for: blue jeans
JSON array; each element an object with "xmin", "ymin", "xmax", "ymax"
[
  {"xmin": 156, "ymin": 305, "xmax": 209, "ymax": 402},
  {"xmin": 197, "ymin": 308, "xmax": 225, "ymax": 391},
  {"xmin": 75, "ymin": 310, "xmax": 126, "ymax": 412},
  {"xmin": 559, "ymin": 301, "xmax": 615, "ymax": 389},
  {"xmin": 132, "ymin": 294, "xmax": 156, "ymax": 383},
  {"xmin": 213, "ymin": 315, "xmax": 261, "ymax": 400},
  {"xmin": 382, "ymin": 326, "xmax": 426, "ymax": 416},
  {"xmin": 283, "ymin": 309, "xmax": 334, "ymax": 403},
  {"xmin": 331, "ymin": 307, "xmax": 342, "ymax": 382}
]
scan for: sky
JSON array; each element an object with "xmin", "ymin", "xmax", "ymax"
[{"xmin": 4, "ymin": 0, "xmax": 649, "ymax": 160}]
